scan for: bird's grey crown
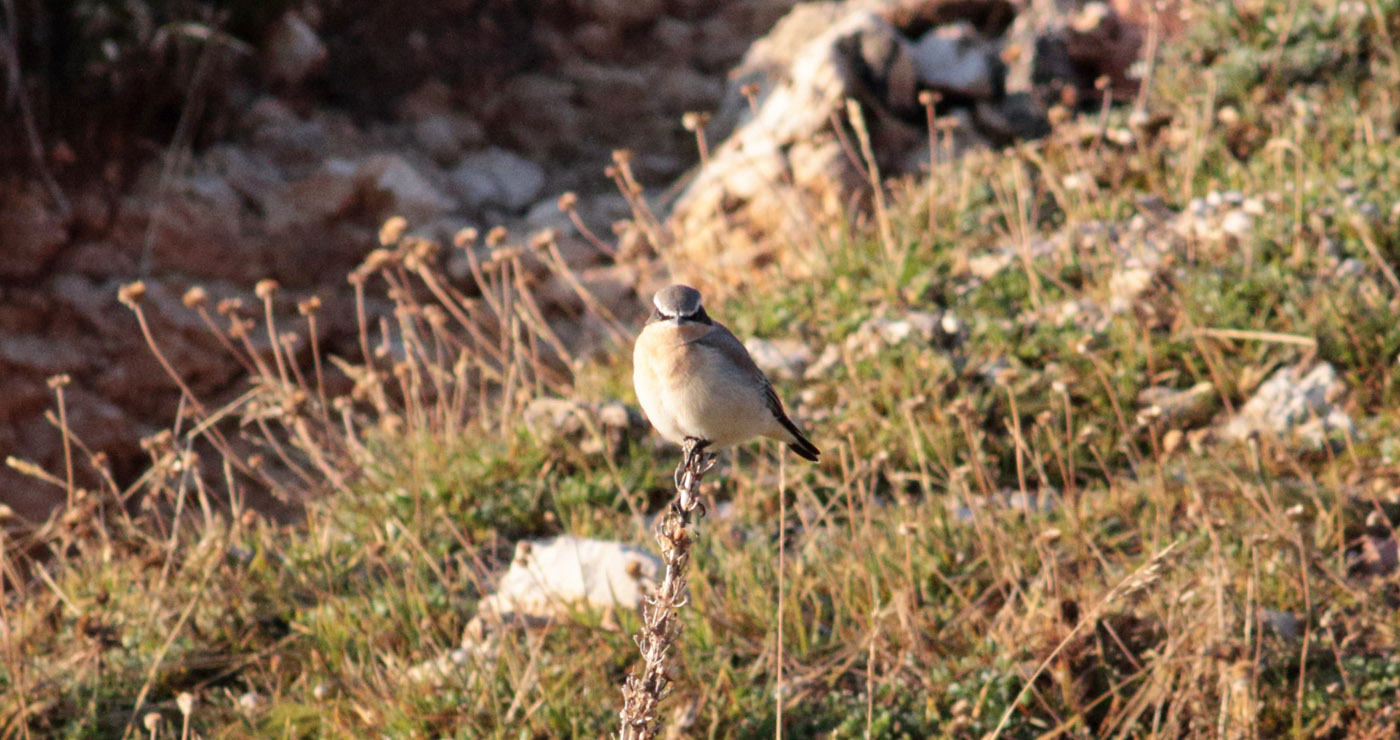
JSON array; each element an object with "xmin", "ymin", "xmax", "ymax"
[{"xmin": 653, "ymin": 284, "xmax": 703, "ymax": 318}]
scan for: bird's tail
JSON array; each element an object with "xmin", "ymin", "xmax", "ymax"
[
  {"xmin": 787, "ymin": 435, "xmax": 820, "ymax": 462},
  {"xmin": 781, "ymin": 423, "xmax": 820, "ymax": 462}
]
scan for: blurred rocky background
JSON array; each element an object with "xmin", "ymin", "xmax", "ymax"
[{"xmin": 0, "ymin": 0, "xmax": 1149, "ymax": 520}]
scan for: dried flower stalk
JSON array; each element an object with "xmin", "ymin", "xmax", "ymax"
[{"xmin": 618, "ymin": 440, "xmax": 715, "ymax": 740}]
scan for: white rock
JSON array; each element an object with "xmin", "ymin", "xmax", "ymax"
[
  {"xmin": 479, "ymin": 536, "xmax": 661, "ymax": 622},
  {"xmin": 1221, "ymin": 363, "xmax": 1355, "ymax": 447},
  {"xmin": 1107, "ymin": 264, "xmax": 1156, "ymax": 312},
  {"xmin": 866, "ymin": 312, "xmax": 939, "ymax": 346},
  {"xmin": 237, "ymin": 691, "xmax": 262, "ymax": 714},
  {"xmin": 908, "ymin": 23, "xmax": 999, "ymax": 99},
  {"xmin": 745, "ymin": 337, "xmax": 814, "ymax": 380},
  {"xmin": 449, "ymin": 148, "xmax": 546, "ymax": 213},
  {"xmin": 1220, "ymin": 209, "xmax": 1253, "ymax": 239}
]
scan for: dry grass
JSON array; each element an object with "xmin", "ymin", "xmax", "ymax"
[{"xmin": 5, "ymin": 1, "xmax": 1400, "ymax": 738}]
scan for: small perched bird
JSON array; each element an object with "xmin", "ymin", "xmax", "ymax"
[{"xmin": 633, "ymin": 285, "xmax": 819, "ymax": 462}]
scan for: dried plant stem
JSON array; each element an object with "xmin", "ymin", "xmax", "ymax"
[{"xmin": 618, "ymin": 440, "xmax": 715, "ymax": 740}]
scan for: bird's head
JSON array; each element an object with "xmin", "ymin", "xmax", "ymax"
[{"xmin": 650, "ymin": 285, "xmax": 712, "ymax": 326}]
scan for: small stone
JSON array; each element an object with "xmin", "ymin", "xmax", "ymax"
[
  {"xmin": 909, "ymin": 23, "xmax": 1002, "ymax": 99},
  {"xmin": 263, "ymin": 11, "xmax": 326, "ymax": 85},
  {"xmin": 745, "ymin": 338, "xmax": 813, "ymax": 380},
  {"xmin": 238, "ymin": 692, "xmax": 261, "ymax": 714},
  {"xmin": 449, "ymin": 148, "xmax": 546, "ymax": 213},
  {"xmin": 1221, "ymin": 363, "xmax": 1354, "ymax": 449},
  {"xmin": 1260, "ymin": 609, "xmax": 1303, "ymax": 638},
  {"xmin": 1334, "ymin": 257, "xmax": 1366, "ymax": 279},
  {"xmin": 1220, "ymin": 210, "xmax": 1253, "ymax": 239},
  {"xmin": 355, "ymin": 155, "xmax": 456, "ymax": 221}
]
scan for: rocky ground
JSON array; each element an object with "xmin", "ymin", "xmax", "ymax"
[{"xmin": 2, "ymin": 0, "xmax": 1144, "ymax": 520}]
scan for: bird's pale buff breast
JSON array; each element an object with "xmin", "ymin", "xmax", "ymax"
[{"xmin": 633, "ymin": 322, "xmax": 775, "ymax": 447}]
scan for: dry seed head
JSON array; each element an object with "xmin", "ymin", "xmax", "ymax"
[
  {"xmin": 409, "ymin": 236, "xmax": 440, "ymax": 261},
  {"xmin": 740, "ymin": 82, "xmax": 760, "ymax": 98},
  {"xmin": 117, "ymin": 281, "xmax": 146, "ymax": 307},
  {"xmin": 422, "ymin": 305, "xmax": 446, "ymax": 327},
  {"xmin": 453, "ymin": 227, "xmax": 479, "ymax": 248},
  {"xmin": 362, "ymin": 248, "xmax": 396, "ymax": 273},
  {"xmin": 47, "ymin": 374, "xmax": 71, "ymax": 389},
  {"xmin": 143, "ymin": 712, "xmax": 162, "ymax": 732},
  {"xmin": 247, "ymin": 453, "xmax": 264, "ymax": 469},
  {"xmin": 1094, "ymin": 75, "xmax": 1111, "ymax": 92},
  {"xmin": 255, "ymin": 279, "xmax": 279, "ymax": 300},
  {"xmin": 177, "ymin": 692, "xmax": 195, "ymax": 716},
  {"xmin": 611, "ymin": 149, "xmax": 634, "ymax": 165},
  {"xmin": 216, "ymin": 297, "xmax": 243, "ymax": 316},
  {"xmin": 917, "ymin": 90, "xmax": 940, "ymax": 107},
  {"xmin": 297, "ymin": 296, "xmax": 322, "ymax": 316},
  {"xmin": 0, "ymin": 504, "xmax": 12, "ymax": 522},
  {"xmin": 485, "ymin": 225, "xmax": 508, "ymax": 247},
  {"xmin": 530, "ymin": 229, "xmax": 558, "ymax": 250},
  {"xmin": 380, "ymin": 216, "xmax": 409, "ymax": 245},
  {"xmin": 487, "ymin": 246, "xmax": 523, "ymax": 268},
  {"xmin": 139, "ymin": 430, "xmax": 173, "ymax": 453},
  {"xmin": 680, "ymin": 111, "xmax": 709, "ymax": 131},
  {"xmin": 183, "ymin": 286, "xmax": 208, "ymax": 309},
  {"xmin": 402, "ymin": 250, "xmax": 422, "ymax": 272},
  {"xmin": 557, "ymin": 192, "xmax": 578, "ymax": 212}
]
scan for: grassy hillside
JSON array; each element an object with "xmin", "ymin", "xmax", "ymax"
[{"xmin": 6, "ymin": 1, "xmax": 1400, "ymax": 738}]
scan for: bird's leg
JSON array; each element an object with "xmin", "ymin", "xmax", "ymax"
[
  {"xmin": 674, "ymin": 438, "xmax": 714, "ymax": 515},
  {"xmin": 674, "ymin": 437, "xmax": 711, "ymax": 488}
]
